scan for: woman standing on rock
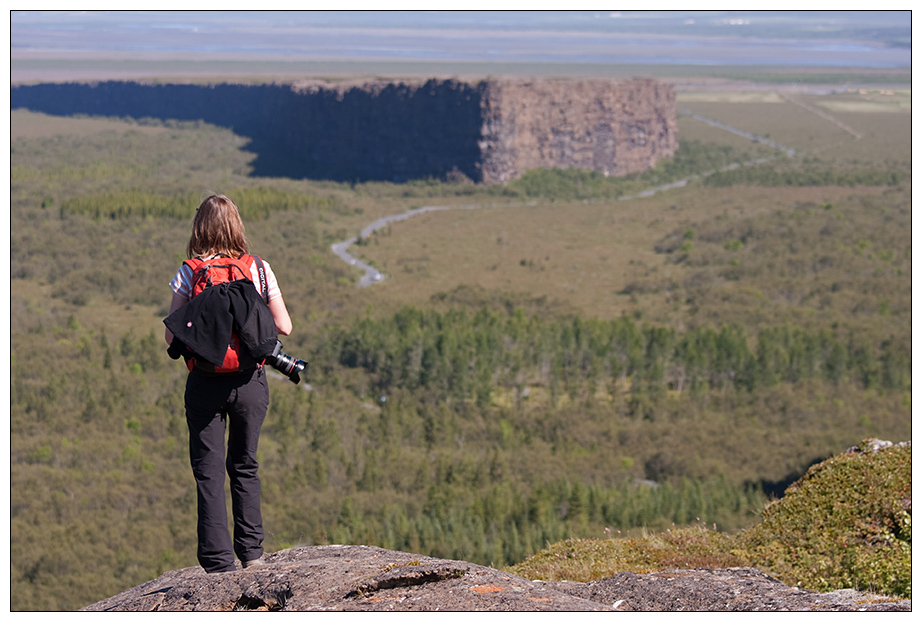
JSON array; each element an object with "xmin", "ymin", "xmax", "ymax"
[{"xmin": 164, "ymin": 194, "xmax": 292, "ymax": 573}]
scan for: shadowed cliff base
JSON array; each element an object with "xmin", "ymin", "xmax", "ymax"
[{"xmin": 9, "ymin": 78, "xmax": 677, "ymax": 184}]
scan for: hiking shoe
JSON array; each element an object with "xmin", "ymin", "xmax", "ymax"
[
  {"xmin": 205, "ymin": 564, "xmax": 237, "ymax": 574},
  {"xmin": 242, "ymin": 555, "xmax": 266, "ymax": 569}
]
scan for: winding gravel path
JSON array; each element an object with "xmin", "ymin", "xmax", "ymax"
[
  {"xmin": 331, "ymin": 206, "xmax": 453, "ymax": 287},
  {"xmin": 331, "ymin": 113, "xmax": 798, "ymax": 288}
]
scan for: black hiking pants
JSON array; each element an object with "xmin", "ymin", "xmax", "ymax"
[{"xmin": 185, "ymin": 366, "xmax": 268, "ymax": 573}]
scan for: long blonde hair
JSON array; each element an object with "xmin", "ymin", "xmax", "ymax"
[{"xmin": 187, "ymin": 194, "xmax": 249, "ymax": 259}]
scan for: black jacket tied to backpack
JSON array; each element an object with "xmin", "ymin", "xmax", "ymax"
[{"xmin": 165, "ymin": 279, "xmax": 279, "ymax": 370}]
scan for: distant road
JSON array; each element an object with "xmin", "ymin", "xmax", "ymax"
[
  {"xmin": 774, "ymin": 93, "xmax": 863, "ymax": 139},
  {"xmin": 332, "ymin": 114, "xmax": 797, "ymax": 287},
  {"xmin": 679, "ymin": 109, "xmax": 797, "ymax": 156}
]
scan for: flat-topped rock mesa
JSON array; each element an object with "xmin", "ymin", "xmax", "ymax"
[{"xmin": 10, "ymin": 78, "xmax": 677, "ymax": 184}]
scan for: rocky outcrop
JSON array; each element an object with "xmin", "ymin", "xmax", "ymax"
[
  {"xmin": 10, "ymin": 78, "xmax": 676, "ymax": 184},
  {"xmin": 845, "ymin": 438, "xmax": 911, "ymax": 455},
  {"xmin": 81, "ymin": 545, "xmax": 909, "ymax": 612}
]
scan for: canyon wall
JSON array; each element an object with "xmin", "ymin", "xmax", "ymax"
[
  {"xmin": 479, "ymin": 79, "xmax": 677, "ymax": 184},
  {"xmin": 11, "ymin": 78, "xmax": 677, "ymax": 184}
]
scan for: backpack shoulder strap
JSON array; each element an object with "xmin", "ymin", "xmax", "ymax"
[
  {"xmin": 250, "ymin": 254, "xmax": 269, "ymax": 305},
  {"xmin": 182, "ymin": 257, "xmax": 209, "ymax": 292},
  {"xmin": 183, "ymin": 257, "xmax": 204, "ymax": 270}
]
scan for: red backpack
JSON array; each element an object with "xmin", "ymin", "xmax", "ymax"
[{"xmin": 183, "ymin": 254, "xmax": 268, "ymax": 373}]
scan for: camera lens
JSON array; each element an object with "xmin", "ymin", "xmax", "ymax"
[{"xmin": 266, "ymin": 341, "xmax": 307, "ymax": 384}]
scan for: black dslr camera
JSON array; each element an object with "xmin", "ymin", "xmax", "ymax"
[{"xmin": 265, "ymin": 340, "xmax": 308, "ymax": 385}]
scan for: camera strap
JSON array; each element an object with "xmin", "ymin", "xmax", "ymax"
[{"xmin": 252, "ymin": 255, "xmax": 269, "ymax": 305}]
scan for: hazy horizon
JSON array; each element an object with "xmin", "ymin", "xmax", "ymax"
[{"xmin": 10, "ymin": 10, "xmax": 912, "ymax": 68}]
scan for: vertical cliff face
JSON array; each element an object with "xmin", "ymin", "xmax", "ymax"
[
  {"xmin": 11, "ymin": 78, "xmax": 676, "ymax": 184},
  {"xmin": 478, "ymin": 78, "xmax": 678, "ymax": 184},
  {"xmin": 286, "ymin": 79, "xmax": 485, "ymax": 183}
]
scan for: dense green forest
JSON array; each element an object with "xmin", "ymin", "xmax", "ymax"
[{"xmin": 9, "ymin": 94, "xmax": 911, "ymax": 611}]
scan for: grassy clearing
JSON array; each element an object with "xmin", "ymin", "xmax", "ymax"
[
  {"xmin": 354, "ymin": 183, "xmax": 905, "ymax": 334},
  {"xmin": 11, "ymin": 109, "xmax": 174, "ymax": 139}
]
